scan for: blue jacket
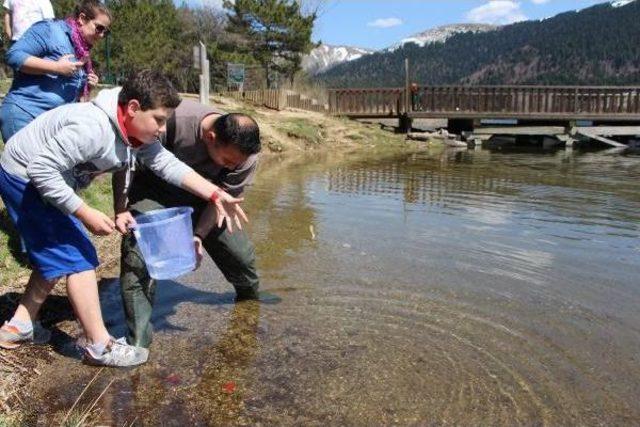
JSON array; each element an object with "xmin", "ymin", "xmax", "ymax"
[{"xmin": 3, "ymin": 20, "xmax": 87, "ymax": 119}]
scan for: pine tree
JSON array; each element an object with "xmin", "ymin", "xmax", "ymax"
[
  {"xmin": 223, "ymin": 0, "xmax": 316, "ymax": 88},
  {"xmin": 106, "ymin": 0, "xmax": 194, "ymax": 89},
  {"xmin": 52, "ymin": 0, "xmax": 77, "ymax": 18}
]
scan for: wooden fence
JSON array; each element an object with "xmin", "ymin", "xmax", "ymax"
[
  {"xmin": 218, "ymin": 89, "xmax": 328, "ymax": 113},
  {"xmin": 221, "ymin": 89, "xmax": 284, "ymax": 110},
  {"xmin": 327, "ymin": 88, "xmax": 405, "ymax": 117}
]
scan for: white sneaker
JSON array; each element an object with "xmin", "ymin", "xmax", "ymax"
[
  {"xmin": 82, "ymin": 337, "xmax": 149, "ymax": 367},
  {"xmin": 0, "ymin": 321, "xmax": 51, "ymax": 349}
]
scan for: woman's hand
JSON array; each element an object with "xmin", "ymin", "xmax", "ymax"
[
  {"xmin": 54, "ymin": 54, "xmax": 84, "ymax": 77},
  {"xmin": 87, "ymin": 72, "xmax": 99, "ymax": 88},
  {"xmin": 213, "ymin": 190, "xmax": 248, "ymax": 233}
]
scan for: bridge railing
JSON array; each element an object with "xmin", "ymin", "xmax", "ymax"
[
  {"xmin": 328, "ymin": 85, "xmax": 640, "ymax": 118},
  {"xmin": 412, "ymin": 85, "xmax": 640, "ymax": 116},
  {"xmin": 328, "ymin": 88, "xmax": 405, "ymax": 116}
]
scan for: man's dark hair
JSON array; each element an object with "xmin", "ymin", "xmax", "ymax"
[
  {"xmin": 118, "ymin": 70, "xmax": 181, "ymax": 110},
  {"xmin": 212, "ymin": 113, "xmax": 261, "ymax": 155}
]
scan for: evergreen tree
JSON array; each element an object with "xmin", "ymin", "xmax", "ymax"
[
  {"xmin": 106, "ymin": 0, "xmax": 194, "ymax": 89},
  {"xmin": 52, "ymin": 0, "xmax": 76, "ymax": 18},
  {"xmin": 223, "ymin": 0, "xmax": 316, "ymax": 88}
]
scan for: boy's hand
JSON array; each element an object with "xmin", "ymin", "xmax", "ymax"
[
  {"xmin": 74, "ymin": 204, "xmax": 115, "ymax": 236},
  {"xmin": 115, "ymin": 211, "xmax": 137, "ymax": 234}
]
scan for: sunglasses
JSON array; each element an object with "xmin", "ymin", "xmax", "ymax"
[{"xmin": 94, "ymin": 22, "xmax": 110, "ymax": 36}]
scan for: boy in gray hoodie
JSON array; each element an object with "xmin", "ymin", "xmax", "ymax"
[{"xmin": 0, "ymin": 70, "xmax": 247, "ymax": 367}]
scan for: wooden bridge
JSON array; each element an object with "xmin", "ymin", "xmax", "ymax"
[
  {"xmin": 328, "ymin": 85, "xmax": 640, "ymax": 120},
  {"xmin": 327, "ymin": 85, "xmax": 640, "ymax": 147}
]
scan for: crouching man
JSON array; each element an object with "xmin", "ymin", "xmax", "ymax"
[{"xmin": 116, "ymin": 99, "xmax": 262, "ymax": 349}]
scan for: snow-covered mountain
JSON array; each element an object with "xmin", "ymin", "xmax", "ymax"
[
  {"xmin": 303, "ymin": 25, "xmax": 496, "ymax": 75},
  {"xmin": 302, "ymin": 45, "xmax": 374, "ymax": 75},
  {"xmin": 611, "ymin": 0, "xmax": 635, "ymax": 7},
  {"xmin": 386, "ymin": 23, "xmax": 498, "ymax": 51}
]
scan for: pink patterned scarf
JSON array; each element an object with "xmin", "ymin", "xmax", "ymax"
[{"xmin": 65, "ymin": 17, "xmax": 94, "ymax": 99}]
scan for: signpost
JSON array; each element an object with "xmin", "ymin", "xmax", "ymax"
[{"xmin": 227, "ymin": 63, "xmax": 245, "ymax": 92}]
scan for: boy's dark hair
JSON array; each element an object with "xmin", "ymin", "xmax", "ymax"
[
  {"xmin": 73, "ymin": 0, "xmax": 112, "ymax": 21},
  {"xmin": 212, "ymin": 113, "xmax": 261, "ymax": 155},
  {"xmin": 118, "ymin": 70, "xmax": 181, "ymax": 110}
]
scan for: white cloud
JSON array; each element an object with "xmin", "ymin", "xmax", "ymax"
[
  {"xmin": 531, "ymin": 0, "xmax": 550, "ymax": 4},
  {"xmin": 466, "ymin": 1, "xmax": 528, "ymax": 25},
  {"xmin": 367, "ymin": 17, "xmax": 403, "ymax": 28}
]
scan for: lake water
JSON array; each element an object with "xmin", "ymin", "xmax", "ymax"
[{"xmin": 32, "ymin": 146, "xmax": 640, "ymax": 425}]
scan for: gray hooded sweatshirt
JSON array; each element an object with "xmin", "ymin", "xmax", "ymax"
[{"xmin": 0, "ymin": 87, "xmax": 193, "ymax": 215}]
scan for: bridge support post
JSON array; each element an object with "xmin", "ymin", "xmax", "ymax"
[
  {"xmin": 398, "ymin": 114, "xmax": 413, "ymax": 133},
  {"xmin": 472, "ymin": 138, "xmax": 484, "ymax": 149},
  {"xmin": 557, "ymin": 134, "xmax": 577, "ymax": 149},
  {"xmin": 448, "ymin": 119, "xmax": 474, "ymax": 135}
]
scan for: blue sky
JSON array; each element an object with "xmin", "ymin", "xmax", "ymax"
[{"xmin": 180, "ymin": 0, "xmax": 616, "ymax": 50}]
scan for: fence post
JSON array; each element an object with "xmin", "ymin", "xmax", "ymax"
[
  {"xmin": 399, "ymin": 59, "xmax": 413, "ymax": 133},
  {"xmin": 404, "ymin": 58, "xmax": 410, "ymax": 114},
  {"xmin": 198, "ymin": 41, "xmax": 210, "ymax": 105}
]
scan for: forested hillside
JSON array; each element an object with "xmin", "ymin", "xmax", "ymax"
[{"xmin": 317, "ymin": 1, "xmax": 640, "ymax": 87}]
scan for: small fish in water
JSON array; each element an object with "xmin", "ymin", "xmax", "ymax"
[
  {"xmin": 309, "ymin": 225, "xmax": 316, "ymax": 240},
  {"xmin": 222, "ymin": 381, "xmax": 236, "ymax": 393},
  {"xmin": 165, "ymin": 373, "xmax": 181, "ymax": 385}
]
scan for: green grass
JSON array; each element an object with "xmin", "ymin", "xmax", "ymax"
[
  {"xmin": 233, "ymin": 106, "xmax": 264, "ymax": 118},
  {"xmin": 0, "ymin": 78, "xmax": 11, "ymax": 95},
  {"xmin": 78, "ymin": 175, "xmax": 114, "ymax": 215},
  {"xmin": 345, "ymin": 133, "xmax": 364, "ymax": 141},
  {"xmin": 0, "ymin": 414, "xmax": 23, "ymax": 427},
  {"xmin": 276, "ymin": 118, "xmax": 326, "ymax": 146}
]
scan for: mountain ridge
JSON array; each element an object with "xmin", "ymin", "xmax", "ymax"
[
  {"xmin": 316, "ymin": 1, "xmax": 640, "ymax": 87},
  {"xmin": 302, "ymin": 45, "xmax": 374, "ymax": 76},
  {"xmin": 385, "ymin": 23, "xmax": 497, "ymax": 51},
  {"xmin": 303, "ymin": 24, "xmax": 498, "ymax": 75}
]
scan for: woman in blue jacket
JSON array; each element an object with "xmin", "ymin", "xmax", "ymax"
[{"xmin": 0, "ymin": 0, "xmax": 111, "ymax": 142}]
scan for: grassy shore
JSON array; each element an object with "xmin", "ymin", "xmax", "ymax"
[{"xmin": 0, "ymin": 93, "xmax": 415, "ymax": 423}]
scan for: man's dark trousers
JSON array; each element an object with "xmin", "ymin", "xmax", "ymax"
[{"xmin": 120, "ymin": 197, "xmax": 259, "ymax": 348}]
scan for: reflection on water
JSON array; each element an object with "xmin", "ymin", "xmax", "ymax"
[{"xmin": 34, "ymin": 147, "xmax": 640, "ymax": 425}]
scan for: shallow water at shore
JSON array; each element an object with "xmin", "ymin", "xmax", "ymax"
[{"xmin": 31, "ymin": 147, "xmax": 640, "ymax": 425}]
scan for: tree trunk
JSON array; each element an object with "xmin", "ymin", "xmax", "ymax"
[{"xmin": 264, "ymin": 64, "xmax": 271, "ymax": 89}]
